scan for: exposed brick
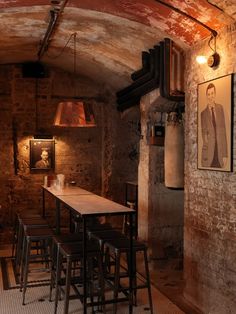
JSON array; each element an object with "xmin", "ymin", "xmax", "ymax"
[{"xmin": 0, "ymin": 65, "xmax": 139, "ymax": 232}]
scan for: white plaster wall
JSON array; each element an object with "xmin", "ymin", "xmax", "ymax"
[
  {"xmin": 138, "ymin": 89, "xmax": 184, "ymax": 259},
  {"xmin": 184, "ymin": 22, "xmax": 236, "ymax": 313}
]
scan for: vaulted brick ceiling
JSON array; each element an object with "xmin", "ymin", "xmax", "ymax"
[{"xmin": 0, "ymin": 0, "xmax": 235, "ymax": 89}]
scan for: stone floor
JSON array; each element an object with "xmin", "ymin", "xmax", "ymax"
[
  {"xmin": 147, "ymin": 257, "xmax": 201, "ymax": 314},
  {"xmin": 0, "ymin": 242, "xmax": 189, "ymax": 314},
  {"xmin": 0, "ymin": 224, "xmax": 202, "ymax": 314}
]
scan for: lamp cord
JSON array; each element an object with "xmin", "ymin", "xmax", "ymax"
[
  {"xmin": 35, "ymin": 78, "xmax": 39, "ymax": 133},
  {"xmin": 208, "ymin": 35, "xmax": 216, "ymax": 53},
  {"xmin": 46, "ymin": 31, "xmax": 78, "ymax": 96},
  {"xmin": 45, "ymin": 32, "xmax": 77, "ymax": 59}
]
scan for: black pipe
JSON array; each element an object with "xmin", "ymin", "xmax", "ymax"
[
  {"xmin": 131, "ymin": 51, "xmax": 150, "ymax": 81},
  {"xmin": 38, "ymin": 10, "xmax": 58, "ymax": 60},
  {"xmin": 116, "ymin": 48, "xmax": 156, "ymax": 98},
  {"xmin": 37, "ymin": 0, "xmax": 69, "ymax": 60},
  {"xmin": 117, "ymin": 46, "xmax": 159, "ymax": 104}
]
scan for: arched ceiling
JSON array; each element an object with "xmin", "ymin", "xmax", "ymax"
[{"xmin": 0, "ymin": 0, "xmax": 235, "ymax": 90}]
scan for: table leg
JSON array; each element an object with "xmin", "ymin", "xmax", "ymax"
[
  {"xmin": 83, "ymin": 217, "xmax": 87, "ymax": 314},
  {"xmin": 55, "ymin": 199, "xmax": 61, "ymax": 234},
  {"xmin": 129, "ymin": 213, "xmax": 134, "ymax": 314}
]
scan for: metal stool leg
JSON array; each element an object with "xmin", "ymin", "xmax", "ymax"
[
  {"xmin": 54, "ymin": 248, "xmax": 62, "ymax": 314},
  {"xmin": 22, "ymin": 238, "xmax": 31, "ymax": 305},
  {"xmin": 15, "ymin": 222, "xmax": 23, "ymax": 273},
  {"xmin": 144, "ymin": 249, "xmax": 153, "ymax": 314},
  {"xmin": 97, "ymin": 253, "xmax": 105, "ymax": 313},
  {"xmin": 49, "ymin": 241, "xmax": 57, "ymax": 302},
  {"xmin": 64, "ymin": 258, "xmax": 72, "ymax": 314},
  {"xmin": 19, "ymin": 234, "xmax": 26, "ymax": 291},
  {"xmin": 113, "ymin": 251, "xmax": 121, "ymax": 314}
]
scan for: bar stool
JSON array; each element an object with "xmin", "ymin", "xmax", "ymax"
[
  {"xmin": 15, "ymin": 216, "xmax": 49, "ymax": 274},
  {"xmin": 54, "ymin": 240, "xmax": 105, "ymax": 314},
  {"xmin": 104, "ymin": 237, "xmax": 153, "ymax": 314},
  {"xmin": 12, "ymin": 212, "xmax": 42, "ymax": 258},
  {"xmin": 20, "ymin": 227, "xmax": 55, "ymax": 305},
  {"xmin": 70, "ymin": 214, "xmax": 101, "ymax": 233},
  {"xmin": 89, "ymin": 229, "xmax": 126, "ymax": 273},
  {"xmin": 49, "ymin": 232, "xmax": 83, "ymax": 301},
  {"xmin": 89, "ymin": 229, "xmax": 126, "ymax": 248}
]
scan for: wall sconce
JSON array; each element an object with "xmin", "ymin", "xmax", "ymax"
[
  {"xmin": 196, "ymin": 35, "xmax": 220, "ymax": 67},
  {"xmin": 155, "ymin": 1, "xmax": 220, "ymax": 68}
]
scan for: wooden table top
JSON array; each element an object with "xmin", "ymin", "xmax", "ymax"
[
  {"xmin": 55, "ymin": 194, "xmax": 135, "ymax": 216},
  {"xmin": 42, "ymin": 185, "xmax": 93, "ymax": 196}
]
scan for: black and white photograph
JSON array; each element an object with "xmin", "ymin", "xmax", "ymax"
[
  {"xmin": 198, "ymin": 74, "xmax": 233, "ymax": 171},
  {"xmin": 30, "ymin": 139, "xmax": 55, "ymax": 171}
]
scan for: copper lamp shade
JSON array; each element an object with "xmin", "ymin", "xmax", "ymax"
[{"xmin": 54, "ymin": 101, "xmax": 96, "ymax": 127}]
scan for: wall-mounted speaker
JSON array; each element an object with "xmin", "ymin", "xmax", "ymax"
[{"xmin": 22, "ymin": 62, "xmax": 46, "ymax": 78}]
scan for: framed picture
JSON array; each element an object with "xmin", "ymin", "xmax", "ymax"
[
  {"xmin": 30, "ymin": 139, "xmax": 55, "ymax": 171},
  {"xmin": 197, "ymin": 74, "xmax": 233, "ymax": 171}
]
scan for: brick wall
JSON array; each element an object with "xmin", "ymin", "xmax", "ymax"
[
  {"xmin": 184, "ymin": 22, "xmax": 236, "ymax": 313},
  {"xmin": 0, "ymin": 65, "xmax": 139, "ymax": 239}
]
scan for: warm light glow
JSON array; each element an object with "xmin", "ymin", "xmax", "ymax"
[
  {"xmin": 196, "ymin": 55, "xmax": 207, "ymax": 64},
  {"xmin": 54, "ymin": 101, "xmax": 96, "ymax": 127}
]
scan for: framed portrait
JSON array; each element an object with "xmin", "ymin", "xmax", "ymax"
[
  {"xmin": 30, "ymin": 139, "xmax": 55, "ymax": 171},
  {"xmin": 197, "ymin": 74, "xmax": 233, "ymax": 172}
]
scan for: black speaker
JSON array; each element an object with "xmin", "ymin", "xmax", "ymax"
[{"xmin": 22, "ymin": 62, "xmax": 46, "ymax": 78}]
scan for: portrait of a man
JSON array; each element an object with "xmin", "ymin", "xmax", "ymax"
[
  {"xmin": 198, "ymin": 75, "xmax": 232, "ymax": 171},
  {"xmin": 35, "ymin": 149, "xmax": 50, "ymax": 168},
  {"xmin": 30, "ymin": 139, "xmax": 55, "ymax": 171}
]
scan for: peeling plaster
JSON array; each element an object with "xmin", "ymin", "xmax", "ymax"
[{"xmin": 0, "ymin": 1, "xmax": 235, "ymax": 89}]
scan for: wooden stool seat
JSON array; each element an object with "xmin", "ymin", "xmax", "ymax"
[
  {"xmin": 52, "ymin": 233, "xmax": 83, "ymax": 244},
  {"xmin": 90, "ymin": 230, "xmax": 126, "ymax": 243},
  {"xmin": 59, "ymin": 240, "xmax": 100, "ymax": 257},
  {"xmin": 25, "ymin": 227, "xmax": 54, "ymax": 238},
  {"xmin": 105, "ymin": 237, "xmax": 146, "ymax": 252}
]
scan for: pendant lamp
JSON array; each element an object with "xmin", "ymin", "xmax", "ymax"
[
  {"xmin": 54, "ymin": 101, "xmax": 96, "ymax": 127},
  {"xmin": 54, "ymin": 33, "xmax": 96, "ymax": 127}
]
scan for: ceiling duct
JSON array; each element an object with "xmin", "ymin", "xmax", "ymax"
[
  {"xmin": 131, "ymin": 51, "xmax": 150, "ymax": 81},
  {"xmin": 117, "ymin": 48, "xmax": 157, "ymax": 98},
  {"xmin": 159, "ymin": 38, "xmax": 185, "ymax": 102},
  {"xmin": 116, "ymin": 38, "xmax": 185, "ymax": 112},
  {"xmin": 117, "ymin": 46, "xmax": 160, "ymax": 112},
  {"xmin": 117, "ymin": 47, "xmax": 160, "ymax": 104}
]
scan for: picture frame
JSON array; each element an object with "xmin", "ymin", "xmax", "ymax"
[
  {"xmin": 197, "ymin": 74, "xmax": 233, "ymax": 172},
  {"xmin": 30, "ymin": 139, "xmax": 55, "ymax": 171}
]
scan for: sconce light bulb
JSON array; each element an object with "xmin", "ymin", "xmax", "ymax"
[{"xmin": 196, "ymin": 55, "xmax": 207, "ymax": 64}]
